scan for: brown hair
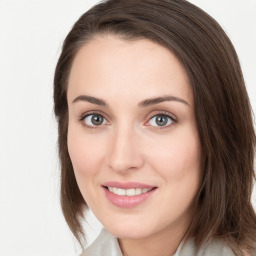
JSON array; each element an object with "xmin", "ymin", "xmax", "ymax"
[{"xmin": 53, "ymin": 0, "xmax": 256, "ymax": 254}]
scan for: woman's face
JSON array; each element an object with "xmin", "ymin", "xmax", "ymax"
[{"xmin": 67, "ymin": 35, "xmax": 202, "ymax": 240}]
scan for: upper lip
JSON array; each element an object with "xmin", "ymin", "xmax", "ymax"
[{"xmin": 102, "ymin": 181, "xmax": 156, "ymax": 189}]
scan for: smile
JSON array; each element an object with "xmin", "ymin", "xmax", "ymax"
[
  {"xmin": 102, "ymin": 182, "xmax": 157, "ymax": 208},
  {"xmin": 107, "ymin": 187, "xmax": 153, "ymax": 196}
]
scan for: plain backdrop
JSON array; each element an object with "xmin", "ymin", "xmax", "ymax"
[{"xmin": 0, "ymin": 1, "xmax": 255, "ymax": 255}]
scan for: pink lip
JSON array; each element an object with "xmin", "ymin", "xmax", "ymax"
[
  {"xmin": 102, "ymin": 181, "xmax": 157, "ymax": 208},
  {"xmin": 102, "ymin": 181, "xmax": 155, "ymax": 189}
]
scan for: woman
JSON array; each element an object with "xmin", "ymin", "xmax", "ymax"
[{"xmin": 53, "ymin": 0, "xmax": 256, "ymax": 255}]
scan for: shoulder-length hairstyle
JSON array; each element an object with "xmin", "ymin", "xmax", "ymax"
[{"xmin": 54, "ymin": 0, "xmax": 256, "ymax": 254}]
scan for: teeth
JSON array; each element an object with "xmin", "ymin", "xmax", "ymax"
[
  {"xmin": 117, "ymin": 188, "xmax": 126, "ymax": 196},
  {"xmin": 127, "ymin": 188, "xmax": 136, "ymax": 196},
  {"xmin": 142, "ymin": 188, "xmax": 148, "ymax": 193},
  {"xmin": 107, "ymin": 187, "xmax": 152, "ymax": 196}
]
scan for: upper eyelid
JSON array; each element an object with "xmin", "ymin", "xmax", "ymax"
[
  {"xmin": 79, "ymin": 110, "xmax": 110, "ymax": 121},
  {"xmin": 151, "ymin": 111, "xmax": 176, "ymax": 118}
]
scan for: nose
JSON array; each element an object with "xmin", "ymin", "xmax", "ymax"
[{"xmin": 107, "ymin": 126, "xmax": 144, "ymax": 173}]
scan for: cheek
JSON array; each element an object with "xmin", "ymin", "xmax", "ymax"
[
  {"xmin": 151, "ymin": 130, "xmax": 202, "ymax": 218},
  {"xmin": 146, "ymin": 125, "xmax": 202, "ymax": 214},
  {"xmin": 147, "ymin": 127, "xmax": 202, "ymax": 178},
  {"xmin": 67, "ymin": 126, "xmax": 103, "ymax": 178},
  {"xmin": 68, "ymin": 137, "xmax": 89, "ymax": 173},
  {"xmin": 67, "ymin": 126, "xmax": 107, "ymax": 206}
]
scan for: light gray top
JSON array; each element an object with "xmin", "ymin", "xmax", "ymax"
[{"xmin": 80, "ymin": 228, "xmax": 236, "ymax": 256}]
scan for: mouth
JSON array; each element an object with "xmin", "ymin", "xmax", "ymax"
[
  {"xmin": 102, "ymin": 182, "xmax": 158, "ymax": 208},
  {"xmin": 103, "ymin": 186, "xmax": 156, "ymax": 196}
]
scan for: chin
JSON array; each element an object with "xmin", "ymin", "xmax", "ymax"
[{"xmin": 102, "ymin": 219, "xmax": 157, "ymax": 239}]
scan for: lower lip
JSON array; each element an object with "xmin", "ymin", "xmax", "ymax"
[{"xmin": 103, "ymin": 187, "xmax": 157, "ymax": 208}]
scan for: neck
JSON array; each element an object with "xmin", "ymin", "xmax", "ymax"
[{"xmin": 118, "ymin": 220, "xmax": 188, "ymax": 256}]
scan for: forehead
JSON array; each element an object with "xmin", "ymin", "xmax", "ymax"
[{"xmin": 67, "ymin": 35, "xmax": 193, "ymax": 106}]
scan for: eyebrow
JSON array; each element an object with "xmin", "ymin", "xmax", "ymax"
[
  {"xmin": 72, "ymin": 95, "xmax": 189, "ymax": 107},
  {"xmin": 72, "ymin": 95, "xmax": 107, "ymax": 106},
  {"xmin": 138, "ymin": 95, "xmax": 189, "ymax": 107}
]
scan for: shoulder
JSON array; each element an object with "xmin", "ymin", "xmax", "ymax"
[
  {"xmin": 201, "ymin": 239, "xmax": 236, "ymax": 256},
  {"xmin": 179, "ymin": 238, "xmax": 236, "ymax": 256},
  {"xmin": 80, "ymin": 228, "xmax": 123, "ymax": 256}
]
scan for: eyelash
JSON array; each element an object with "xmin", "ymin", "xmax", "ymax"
[{"xmin": 78, "ymin": 110, "xmax": 177, "ymax": 130}]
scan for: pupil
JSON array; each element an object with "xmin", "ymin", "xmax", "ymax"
[
  {"xmin": 156, "ymin": 115, "xmax": 168, "ymax": 126},
  {"xmin": 92, "ymin": 115, "xmax": 103, "ymax": 125}
]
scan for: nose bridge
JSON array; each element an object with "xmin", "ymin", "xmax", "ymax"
[{"xmin": 107, "ymin": 121, "xmax": 143, "ymax": 172}]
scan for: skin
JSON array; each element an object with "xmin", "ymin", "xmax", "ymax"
[{"xmin": 67, "ymin": 35, "xmax": 203, "ymax": 256}]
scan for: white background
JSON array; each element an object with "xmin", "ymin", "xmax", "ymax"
[{"xmin": 0, "ymin": 1, "xmax": 255, "ymax": 255}]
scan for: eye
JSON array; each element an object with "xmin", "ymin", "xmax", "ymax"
[
  {"xmin": 81, "ymin": 113, "xmax": 108, "ymax": 128},
  {"xmin": 148, "ymin": 114, "xmax": 175, "ymax": 127}
]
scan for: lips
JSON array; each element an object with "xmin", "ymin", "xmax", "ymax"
[
  {"xmin": 108, "ymin": 187, "xmax": 153, "ymax": 196},
  {"xmin": 102, "ymin": 181, "xmax": 157, "ymax": 208},
  {"xmin": 102, "ymin": 181, "xmax": 155, "ymax": 189}
]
